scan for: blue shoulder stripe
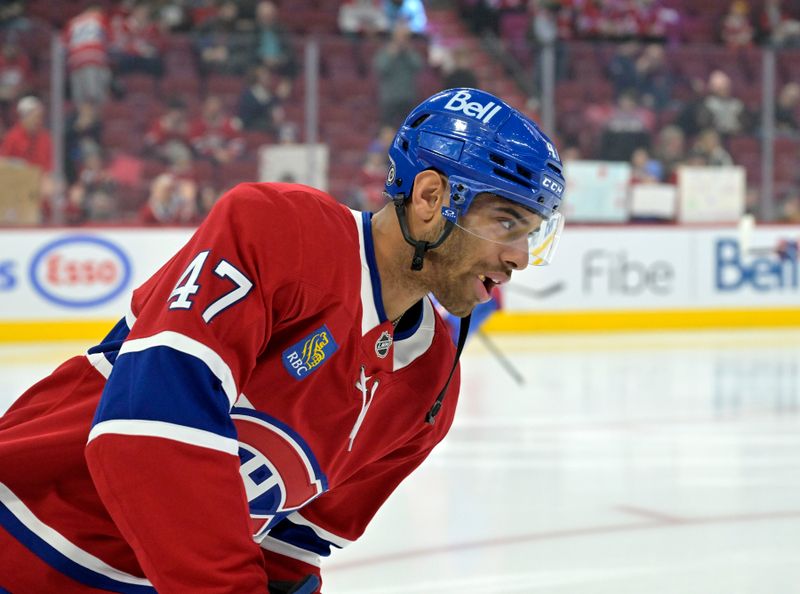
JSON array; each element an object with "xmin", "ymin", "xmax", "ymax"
[
  {"xmin": 93, "ymin": 346, "xmax": 236, "ymax": 441},
  {"xmin": 87, "ymin": 317, "xmax": 132, "ymax": 367}
]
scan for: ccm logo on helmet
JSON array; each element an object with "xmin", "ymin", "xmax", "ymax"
[
  {"xmin": 444, "ymin": 90, "xmax": 502, "ymax": 124},
  {"xmin": 542, "ymin": 175, "xmax": 564, "ymax": 197}
]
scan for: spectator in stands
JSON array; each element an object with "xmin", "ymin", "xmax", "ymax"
[
  {"xmin": 197, "ymin": 181, "xmax": 221, "ymax": 220},
  {"xmin": 144, "ymin": 97, "xmax": 192, "ymax": 164},
  {"xmin": 528, "ymin": 0, "xmax": 570, "ymax": 87},
  {"xmin": 0, "ymin": 38, "xmax": 30, "ymax": 125},
  {"xmin": 368, "ymin": 124, "xmax": 397, "ymax": 155},
  {"xmin": 759, "ymin": 0, "xmax": 800, "ymax": 47},
  {"xmin": 339, "ymin": 0, "xmax": 390, "ymax": 37},
  {"xmin": 634, "ymin": 43, "xmax": 672, "ymax": 111},
  {"xmin": 156, "ymin": 0, "xmax": 193, "ymax": 32},
  {"xmin": 703, "ymin": 70, "xmax": 747, "ymax": 136},
  {"xmin": 775, "ymin": 81, "xmax": 800, "ymax": 133},
  {"xmin": 64, "ymin": 100, "xmax": 104, "ymax": 184},
  {"xmin": 237, "ymin": 64, "xmax": 287, "ymax": 135},
  {"xmin": 65, "ymin": 150, "xmax": 118, "ymax": 224},
  {"xmin": 0, "ymin": 0, "xmax": 30, "ymax": 33},
  {"xmin": 573, "ymin": 0, "xmax": 603, "ymax": 39},
  {"xmin": 0, "ymin": 96, "xmax": 52, "ymax": 173},
  {"xmin": 110, "ymin": 1, "xmax": 166, "ymax": 78},
  {"xmin": 460, "ymin": 0, "xmax": 500, "ymax": 36},
  {"xmin": 139, "ymin": 171, "xmax": 198, "ymax": 225},
  {"xmin": 191, "ymin": 95, "xmax": 245, "ymax": 165},
  {"xmin": 351, "ymin": 148, "xmax": 390, "ymax": 212},
  {"xmin": 254, "ymin": 1, "xmax": 298, "ymax": 80},
  {"xmin": 194, "ymin": 0, "xmax": 254, "ymax": 77},
  {"xmin": 638, "ymin": 0, "xmax": 681, "ymax": 43},
  {"xmin": 778, "ymin": 187, "xmax": 800, "ymax": 222},
  {"xmin": 383, "ymin": 0, "xmax": 427, "ymax": 35},
  {"xmin": 374, "ymin": 22, "xmax": 423, "ymax": 127},
  {"xmin": 630, "ymin": 147, "xmax": 662, "ymax": 183},
  {"xmin": 722, "ymin": 0, "xmax": 755, "ymax": 48},
  {"xmin": 653, "ymin": 125, "xmax": 686, "ymax": 183},
  {"xmin": 560, "ymin": 144, "xmax": 581, "ymax": 163},
  {"xmin": 692, "ymin": 128, "xmax": 734, "ymax": 166},
  {"xmin": 64, "ymin": 4, "xmax": 112, "ymax": 105},
  {"xmin": 441, "ymin": 47, "xmax": 479, "ymax": 90},
  {"xmin": 675, "ymin": 77, "xmax": 710, "ymax": 138},
  {"xmin": 599, "ymin": 90, "xmax": 655, "ymax": 161},
  {"xmin": 607, "ymin": 42, "xmax": 640, "ymax": 99},
  {"xmin": 338, "ymin": 0, "xmax": 388, "ymax": 77}
]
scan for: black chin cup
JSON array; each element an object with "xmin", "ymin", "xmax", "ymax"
[{"xmin": 393, "ymin": 196, "xmax": 456, "ymax": 271}]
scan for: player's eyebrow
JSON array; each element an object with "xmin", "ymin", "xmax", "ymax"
[{"xmin": 491, "ymin": 205, "xmax": 529, "ymax": 221}]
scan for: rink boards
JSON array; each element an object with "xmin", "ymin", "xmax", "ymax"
[{"xmin": 0, "ymin": 224, "xmax": 798, "ymax": 340}]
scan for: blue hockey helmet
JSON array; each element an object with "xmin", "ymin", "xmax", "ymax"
[{"xmin": 385, "ymin": 88, "xmax": 565, "ymax": 221}]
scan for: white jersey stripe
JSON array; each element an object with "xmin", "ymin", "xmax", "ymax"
[
  {"xmin": 393, "ymin": 297, "xmax": 436, "ymax": 371},
  {"xmin": 118, "ymin": 331, "xmax": 238, "ymax": 409},
  {"xmin": 125, "ymin": 308, "xmax": 137, "ymax": 330},
  {"xmin": 87, "ymin": 420, "xmax": 240, "ymax": 456},
  {"xmin": 259, "ymin": 535, "xmax": 322, "ymax": 567},
  {"xmin": 0, "ymin": 482, "xmax": 153, "ymax": 587},
  {"xmin": 350, "ymin": 209, "xmax": 381, "ymax": 336},
  {"xmin": 288, "ymin": 512, "xmax": 353, "ymax": 549},
  {"xmin": 86, "ymin": 352, "xmax": 113, "ymax": 379}
]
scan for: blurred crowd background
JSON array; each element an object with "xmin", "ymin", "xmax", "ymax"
[{"xmin": 0, "ymin": 0, "xmax": 797, "ymax": 226}]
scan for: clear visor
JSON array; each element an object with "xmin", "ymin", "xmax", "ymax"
[{"xmin": 448, "ymin": 208, "xmax": 565, "ymax": 267}]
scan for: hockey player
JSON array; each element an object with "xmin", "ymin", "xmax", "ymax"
[{"xmin": 0, "ymin": 88, "xmax": 565, "ymax": 593}]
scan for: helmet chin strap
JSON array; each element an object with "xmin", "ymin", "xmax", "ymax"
[
  {"xmin": 393, "ymin": 196, "xmax": 456, "ymax": 271},
  {"xmin": 389, "ymin": 195, "xmax": 469, "ymax": 425}
]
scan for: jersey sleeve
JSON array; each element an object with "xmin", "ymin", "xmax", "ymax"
[
  {"xmin": 258, "ymin": 373, "xmax": 460, "ymax": 591},
  {"xmin": 85, "ymin": 184, "xmax": 305, "ymax": 593}
]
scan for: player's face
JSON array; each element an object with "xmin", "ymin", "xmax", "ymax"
[{"xmin": 426, "ymin": 194, "xmax": 540, "ymax": 317}]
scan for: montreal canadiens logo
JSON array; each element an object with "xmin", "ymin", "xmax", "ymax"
[
  {"xmin": 29, "ymin": 235, "xmax": 132, "ymax": 308},
  {"xmin": 375, "ymin": 330, "xmax": 392, "ymax": 358},
  {"xmin": 231, "ymin": 407, "xmax": 328, "ymax": 540}
]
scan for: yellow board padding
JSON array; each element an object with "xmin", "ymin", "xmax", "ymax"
[
  {"xmin": 482, "ymin": 308, "xmax": 800, "ymax": 333},
  {"xmin": 0, "ymin": 320, "xmax": 117, "ymax": 342},
  {"xmin": 1, "ymin": 308, "xmax": 800, "ymax": 341}
]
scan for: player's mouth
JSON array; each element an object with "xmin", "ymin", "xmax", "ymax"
[{"xmin": 474, "ymin": 272, "xmax": 509, "ymax": 302}]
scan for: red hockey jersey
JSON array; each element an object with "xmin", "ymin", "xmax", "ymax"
[{"xmin": 0, "ymin": 183, "xmax": 460, "ymax": 593}]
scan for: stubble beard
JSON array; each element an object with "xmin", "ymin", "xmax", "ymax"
[{"xmin": 423, "ymin": 227, "xmax": 480, "ymax": 318}]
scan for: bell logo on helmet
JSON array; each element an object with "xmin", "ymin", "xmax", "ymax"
[{"xmin": 443, "ymin": 90, "xmax": 503, "ymax": 124}]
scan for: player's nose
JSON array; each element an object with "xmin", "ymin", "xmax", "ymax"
[{"xmin": 501, "ymin": 236, "xmax": 529, "ymax": 270}]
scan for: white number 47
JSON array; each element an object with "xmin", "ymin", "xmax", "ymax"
[{"xmin": 168, "ymin": 251, "xmax": 253, "ymax": 323}]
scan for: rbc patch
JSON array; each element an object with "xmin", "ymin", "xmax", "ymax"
[{"xmin": 282, "ymin": 325, "xmax": 338, "ymax": 380}]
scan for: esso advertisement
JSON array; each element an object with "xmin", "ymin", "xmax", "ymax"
[
  {"xmin": 0, "ymin": 229, "xmax": 193, "ymax": 320},
  {"xmin": 29, "ymin": 236, "xmax": 131, "ymax": 307}
]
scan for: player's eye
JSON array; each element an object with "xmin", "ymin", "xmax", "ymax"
[{"xmin": 497, "ymin": 218, "xmax": 516, "ymax": 232}]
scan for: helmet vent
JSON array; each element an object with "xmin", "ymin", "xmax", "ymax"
[
  {"xmin": 409, "ymin": 114, "xmax": 430, "ymax": 128},
  {"xmin": 492, "ymin": 168, "xmax": 533, "ymax": 189},
  {"xmin": 547, "ymin": 163, "xmax": 562, "ymax": 175},
  {"xmin": 489, "ymin": 153, "xmax": 506, "ymax": 166},
  {"xmin": 401, "ymin": 138, "xmax": 409, "ymax": 151},
  {"xmin": 516, "ymin": 164, "xmax": 532, "ymax": 179}
]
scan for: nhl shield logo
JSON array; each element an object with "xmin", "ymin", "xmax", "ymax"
[{"xmin": 375, "ymin": 330, "xmax": 392, "ymax": 358}]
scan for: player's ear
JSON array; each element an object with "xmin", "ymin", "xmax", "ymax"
[{"xmin": 408, "ymin": 170, "xmax": 448, "ymax": 225}]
